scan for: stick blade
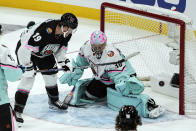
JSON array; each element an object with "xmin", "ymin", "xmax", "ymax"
[{"xmin": 63, "ymin": 93, "xmax": 73, "ymax": 105}]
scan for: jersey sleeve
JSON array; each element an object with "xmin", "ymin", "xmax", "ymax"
[
  {"xmin": 0, "ymin": 45, "xmax": 23, "ymax": 82},
  {"xmin": 55, "ymin": 45, "xmax": 68, "ymax": 64},
  {"xmin": 19, "ymin": 23, "xmax": 43, "ymax": 65}
]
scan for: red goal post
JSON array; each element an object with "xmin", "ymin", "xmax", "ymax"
[{"xmin": 100, "ymin": 2, "xmax": 196, "ymax": 115}]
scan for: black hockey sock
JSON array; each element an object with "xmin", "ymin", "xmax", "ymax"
[
  {"xmin": 14, "ymin": 91, "xmax": 29, "ymax": 113},
  {"xmin": 46, "ymin": 85, "xmax": 59, "ymax": 102}
]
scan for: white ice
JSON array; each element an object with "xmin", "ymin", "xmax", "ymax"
[{"xmin": 0, "ymin": 6, "xmax": 196, "ymax": 131}]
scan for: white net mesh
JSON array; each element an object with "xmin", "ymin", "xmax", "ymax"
[{"xmin": 102, "ymin": 2, "xmax": 196, "ymax": 114}]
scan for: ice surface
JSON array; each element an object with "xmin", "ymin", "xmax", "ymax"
[{"xmin": 0, "ymin": 6, "xmax": 196, "ymax": 131}]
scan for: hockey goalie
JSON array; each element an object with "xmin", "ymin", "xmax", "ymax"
[{"xmin": 59, "ymin": 30, "xmax": 165, "ymax": 118}]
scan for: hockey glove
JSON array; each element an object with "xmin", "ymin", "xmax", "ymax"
[
  {"xmin": 58, "ymin": 59, "xmax": 71, "ymax": 71},
  {"xmin": 17, "ymin": 65, "xmax": 26, "ymax": 73},
  {"xmin": 115, "ymin": 76, "xmax": 144, "ymax": 96}
]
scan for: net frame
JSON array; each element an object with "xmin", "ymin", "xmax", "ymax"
[{"xmin": 100, "ymin": 2, "xmax": 186, "ymax": 115}]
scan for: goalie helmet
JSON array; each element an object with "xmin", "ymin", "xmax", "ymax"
[
  {"xmin": 61, "ymin": 13, "xmax": 78, "ymax": 29},
  {"xmin": 90, "ymin": 30, "xmax": 107, "ymax": 45},
  {"xmin": 90, "ymin": 31, "xmax": 107, "ymax": 54}
]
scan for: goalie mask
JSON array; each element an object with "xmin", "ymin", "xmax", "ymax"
[{"xmin": 90, "ymin": 31, "xmax": 107, "ymax": 59}]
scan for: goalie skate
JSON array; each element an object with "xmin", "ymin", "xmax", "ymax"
[
  {"xmin": 147, "ymin": 98, "xmax": 165, "ymax": 118},
  {"xmin": 148, "ymin": 105, "xmax": 165, "ymax": 118}
]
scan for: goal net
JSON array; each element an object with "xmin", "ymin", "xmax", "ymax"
[{"xmin": 100, "ymin": 2, "xmax": 196, "ymax": 115}]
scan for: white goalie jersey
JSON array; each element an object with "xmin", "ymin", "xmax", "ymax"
[{"xmin": 78, "ymin": 41, "xmax": 131, "ymax": 84}]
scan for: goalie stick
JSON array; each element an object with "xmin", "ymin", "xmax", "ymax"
[
  {"xmin": 62, "ymin": 51, "xmax": 140, "ymax": 106},
  {"xmin": 36, "ymin": 51, "xmax": 140, "ymax": 73},
  {"xmin": 62, "ymin": 86, "xmax": 75, "ymax": 106}
]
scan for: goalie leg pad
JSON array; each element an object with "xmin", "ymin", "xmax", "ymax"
[
  {"xmin": 70, "ymin": 78, "xmax": 93, "ymax": 105},
  {"xmin": 107, "ymin": 88, "xmax": 150, "ymax": 118}
]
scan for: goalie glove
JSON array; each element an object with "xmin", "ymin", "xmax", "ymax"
[
  {"xmin": 59, "ymin": 59, "xmax": 83, "ymax": 86},
  {"xmin": 115, "ymin": 75, "xmax": 144, "ymax": 96},
  {"xmin": 58, "ymin": 59, "xmax": 71, "ymax": 71}
]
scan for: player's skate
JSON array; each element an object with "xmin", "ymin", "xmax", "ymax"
[
  {"xmin": 15, "ymin": 112, "xmax": 24, "ymax": 127},
  {"xmin": 48, "ymin": 99, "xmax": 68, "ymax": 111},
  {"xmin": 147, "ymin": 98, "xmax": 165, "ymax": 118}
]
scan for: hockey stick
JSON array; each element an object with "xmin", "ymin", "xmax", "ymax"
[
  {"xmin": 62, "ymin": 86, "xmax": 87, "ymax": 108},
  {"xmin": 73, "ymin": 51, "xmax": 140, "ymax": 69},
  {"xmin": 62, "ymin": 86, "xmax": 75, "ymax": 106},
  {"xmin": 36, "ymin": 51, "xmax": 140, "ymax": 73}
]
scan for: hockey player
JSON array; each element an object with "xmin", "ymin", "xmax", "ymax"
[
  {"xmin": 59, "ymin": 30, "xmax": 165, "ymax": 118},
  {"xmin": 14, "ymin": 12, "xmax": 78, "ymax": 124},
  {"xmin": 115, "ymin": 105, "xmax": 142, "ymax": 131},
  {"xmin": 0, "ymin": 43, "xmax": 23, "ymax": 131}
]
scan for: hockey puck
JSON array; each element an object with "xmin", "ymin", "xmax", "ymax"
[{"xmin": 159, "ymin": 81, "xmax": 165, "ymax": 87}]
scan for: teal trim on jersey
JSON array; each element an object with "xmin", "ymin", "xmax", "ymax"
[{"xmin": 0, "ymin": 67, "xmax": 22, "ymax": 105}]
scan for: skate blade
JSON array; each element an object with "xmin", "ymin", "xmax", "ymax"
[
  {"xmin": 49, "ymin": 106, "xmax": 68, "ymax": 113},
  {"xmin": 17, "ymin": 122, "xmax": 23, "ymax": 128}
]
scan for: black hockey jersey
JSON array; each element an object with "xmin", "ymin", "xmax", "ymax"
[{"xmin": 17, "ymin": 19, "xmax": 71, "ymax": 65}]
